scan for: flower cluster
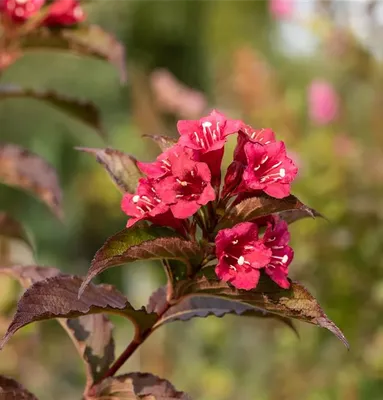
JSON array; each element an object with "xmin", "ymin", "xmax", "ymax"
[
  {"xmin": 1, "ymin": 0, "xmax": 85, "ymax": 25},
  {"xmin": 122, "ymin": 110, "xmax": 298, "ymax": 291}
]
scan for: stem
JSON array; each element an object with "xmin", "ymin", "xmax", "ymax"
[{"xmin": 96, "ymin": 298, "xmax": 173, "ymax": 384}]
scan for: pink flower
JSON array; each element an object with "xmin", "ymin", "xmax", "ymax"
[
  {"xmin": 269, "ymin": 0, "xmax": 294, "ymax": 20},
  {"xmin": 243, "ymin": 141, "xmax": 298, "ymax": 198},
  {"xmin": 156, "ymin": 152, "xmax": 215, "ymax": 219},
  {"xmin": 215, "ymin": 222, "xmax": 272, "ymax": 290},
  {"xmin": 121, "ymin": 178, "xmax": 169, "ymax": 228},
  {"xmin": 308, "ymin": 80, "xmax": 339, "ymax": 125},
  {"xmin": 262, "ymin": 217, "xmax": 294, "ymax": 289},
  {"xmin": 44, "ymin": 0, "xmax": 85, "ymax": 26},
  {"xmin": 2, "ymin": 0, "xmax": 45, "ymax": 21},
  {"xmin": 177, "ymin": 110, "xmax": 242, "ymax": 185}
]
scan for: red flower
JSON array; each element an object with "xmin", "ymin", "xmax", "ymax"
[
  {"xmin": 234, "ymin": 125, "xmax": 276, "ymax": 164},
  {"xmin": 2, "ymin": 0, "xmax": 45, "ymax": 21},
  {"xmin": 177, "ymin": 110, "xmax": 242, "ymax": 185},
  {"xmin": 137, "ymin": 144, "xmax": 194, "ymax": 180},
  {"xmin": 177, "ymin": 109, "xmax": 241, "ymax": 153},
  {"xmin": 243, "ymin": 141, "xmax": 297, "ymax": 198},
  {"xmin": 121, "ymin": 178, "xmax": 169, "ymax": 228},
  {"xmin": 262, "ymin": 217, "xmax": 293, "ymax": 289},
  {"xmin": 222, "ymin": 125, "xmax": 276, "ymax": 199},
  {"xmin": 44, "ymin": 0, "xmax": 85, "ymax": 26},
  {"xmin": 215, "ymin": 222, "xmax": 272, "ymax": 290},
  {"xmin": 156, "ymin": 152, "xmax": 215, "ymax": 219}
]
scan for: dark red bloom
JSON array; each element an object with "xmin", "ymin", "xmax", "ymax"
[
  {"xmin": 156, "ymin": 152, "xmax": 215, "ymax": 219},
  {"xmin": 121, "ymin": 178, "xmax": 169, "ymax": 228},
  {"xmin": 44, "ymin": 0, "xmax": 85, "ymax": 26},
  {"xmin": 243, "ymin": 141, "xmax": 298, "ymax": 199},
  {"xmin": 215, "ymin": 222, "xmax": 272, "ymax": 290},
  {"xmin": 2, "ymin": 0, "xmax": 45, "ymax": 21},
  {"xmin": 262, "ymin": 217, "xmax": 293, "ymax": 289}
]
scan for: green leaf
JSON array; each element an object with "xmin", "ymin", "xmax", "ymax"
[
  {"xmin": 0, "ymin": 144, "xmax": 63, "ymax": 219},
  {"xmin": 0, "ymin": 375, "xmax": 38, "ymax": 399},
  {"xmin": 0, "ymin": 213, "xmax": 35, "ymax": 266},
  {"xmin": 217, "ymin": 194, "xmax": 322, "ymax": 230},
  {"xmin": 21, "ymin": 25, "xmax": 127, "ymax": 83},
  {"xmin": 79, "ymin": 226, "xmax": 202, "ymax": 297},
  {"xmin": 148, "ymin": 286, "xmax": 298, "ymax": 335},
  {"xmin": 174, "ymin": 275, "xmax": 348, "ymax": 348},
  {"xmin": 76, "ymin": 147, "xmax": 143, "ymax": 193},
  {"xmin": 0, "ymin": 85, "xmax": 105, "ymax": 138},
  {"xmin": 142, "ymin": 134, "xmax": 177, "ymax": 152},
  {"xmin": 88, "ymin": 372, "xmax": 191, "ymax": 400},
  {"xmin": 0, "ymin": 275, "xmax": 158, "ymax": 376}
]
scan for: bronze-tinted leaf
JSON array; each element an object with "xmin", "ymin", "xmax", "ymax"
[
  {"xmin": 0, "ymin": 275, "xmax": 157, "ymax": 350},
  {"xmin": 278, "ymin": 207, "xmax": 325, "ymax": 225},
  {"xmin": 0, "ymin": 265, "xmax": 59, "ymax": 288},
  {"xmin": 142, "ymin": 134, "xmax": 177, "ymax": 152},
  {"xmin": 79, "ymin": 226, "xmax": 201, "ymax": 297},
  {"xmin": 148, "ymin": 286, "xmax": 297, "ymax": 334},
  {"xmin": 65, "ymin": 315, "xmax": 115, "ymax": 386},
  {"xmin": 0, "ymin": 266, "xmax": 118, "ymax": 385},
  {"xmin": 0, "ymin": 85, "xmax": 105, "ymax": 138},
  {"xmin": 22, "ymin": 25, "xmax": 127, "ymax": 83},
  {"xmin": 0, "ymin": 375, "xmax": 38, "ymax": 400},
  {"xmin": 174, "ymin": 276, "xmax": 348, "ymax": 348},
  {"xmin": 217, "ymin": 194, "xmax": 321, "ymax": 230},
  {"xmin": 0, "ymin": 144, "xmax": 63, "ymax": 219},
  {"xmin": 0, "ymin": 213, "xmax": 34, "ymax": 266},
  {"xmin": 89, "ymin": 372, "xmax": 191, "ymax": 400},
  {"xmin": 76, "ymin": 147, "xmax": 143, "ymax": 193}
]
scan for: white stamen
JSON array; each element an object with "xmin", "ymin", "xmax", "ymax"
[
  {"xmin": 282, "ymin": 255, "xmax": 289, "ymax": 264},
  {"xmin": 202, "ymin": 121, "xmax": 212, "ymax": 129},
  {"xmin": 132, "ymin": 195, "xmax": 140, "ymax": 203},
  {"xmin": 280, "ymin": 168, "xmax": 286, "ymax": 177},
  {"xmin": 254, "ymin": 165, "xmax": 261, "ymax": 171},
  {"xmin": 244, "ymin": 245, "xmax": 254, "ymax": 250},
  {"xmin": 267, "ymin": 236, "xmax": 276, "ymax": 242},
  {"xmin": 272, "ymin": 246, "xmax": 284, "ymax": 250},
  {"xmin": 237, "ymin": 256, "xmax": 245, "ymax": 266},
  {"xmin": 16, "ymin": 0, "xmax": 27, "ymax": 4},
  {"xmin": 261, "ymin": 155, "xmax": 269, "ymax": 164},
  {"xmin": 232, "ymin": 239, "xmax": 238, "ymax": 245},
  {"xmin": 230, "ymin": 265, "xmax": 237, "ymax": 271}
]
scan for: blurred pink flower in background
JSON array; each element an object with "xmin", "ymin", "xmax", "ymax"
[
  {"xmin": 269, "ymin": 0, "xmax": 294, "ymax": 19},
  {"xmin": 308, "ymin": 80, "xmax": 339, "ymax": 125},
  {"xmin": 150, "ymin": 69, "xmax": 207, "ymax": 119}
]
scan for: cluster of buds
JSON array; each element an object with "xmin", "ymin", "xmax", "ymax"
[
  {"xmin": 0, "ymin": 0, "xmax": 85, "ymax": 26},
  {"xmin": 122, "ymin": 111, "xmax": 298, "ymax": 291}
]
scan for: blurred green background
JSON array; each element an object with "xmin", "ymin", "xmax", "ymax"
[{"xmin": 1, "ymin": 0, "xmax": 383, "ymax": 399}]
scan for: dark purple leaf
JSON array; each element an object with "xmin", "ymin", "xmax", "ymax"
[
  {"xmin": 0, "ymin": 144, "xmax": 63, "ymax": 219},
  {"xmin": 76, "ymin": 147, "xmax": 143, "ymax": 193},
  {"xmin": 0, "ymin": 275, "xmax": 157, "ymax": 354},
  {"xmin": 89, "ymin": 372, "xmax": 191, "ymax": 400},
  {"xmin": 21, "ymin": 25, "xmax": 127, "ymax": 83},
  {"xmin": 142, "ymin": 134, "xmax": 177, "ymax": 152},
  {"xmin": 0, "ymin": 375, "xmax": 38, "ymax": 399},
  {"xmin": 0, "ymin": 266, "xmax": 120, "ymax": 385},
  {"xmin": 218, "ymin": 194, "xmax": 321, "ymax": 230},
  {"xmin": 148, "ymin": 286, "xmax": 297, "ymax": 335},
  {"xmin": 174, "ymin": 276, "xmax": 348, "ymax": 348},
  {"xmin": 79, "ymin": 226, "xmax": 201, "ymax": 297},
  {"xmin": 0, "ymin": 86, "xmax": 105, "ymax": 138}
]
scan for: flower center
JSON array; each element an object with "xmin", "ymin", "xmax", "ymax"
[{"xmin": 193, "ymin": 121, "xmax": 222, "ymax": 149}]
